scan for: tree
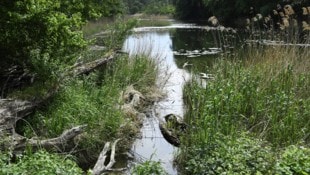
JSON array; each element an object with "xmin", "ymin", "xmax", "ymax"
[
  {"xmin": 0, "ymin": 0, "xmax": 122, "ymax": 81},
  {"xmin": 175, "ymin": 0, "xmax": 209, "ymax": 19}
]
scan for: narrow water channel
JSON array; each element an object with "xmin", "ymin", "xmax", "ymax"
[{"xmin": 122, "ymin": 22, "xmax": 234, "ymax": 174}]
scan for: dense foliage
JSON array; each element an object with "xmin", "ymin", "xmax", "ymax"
[{"xmin": 0, "ymin": 0, "xmax": 122, "ymax": 80}]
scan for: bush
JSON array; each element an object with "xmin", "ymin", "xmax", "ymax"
[
  {"xmin": 132, "ymin": 160, "xmax": 168, "ymax": 175},
  {"xmin": 275, "ymin": 145, "xmax": 310, "ymax": 175},
  {"xmin": 0, "ymin": 1, "xmax": 86, "ymax": 81},
  {"xmin": 181, "ymin": 133, "xmax": 275, "ymax": 175},
  {"xmin": 0, "ymin": 150, "xmax": 83, "ymax": 174}
]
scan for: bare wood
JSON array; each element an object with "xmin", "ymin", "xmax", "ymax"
[
  {"xmin": 12, "ymin": 125, "xmax": 87, "ymax": 151},
  {"xmin": 92, "ymin": 139, "xmax": 121, "ymax": 175},
  {"xmin": 92, "ymin": 142, "xmax": 111, "ymax": 175},
  {"xmin": 0, "ymin": 99, "xmax": 36, "ymax": 132},
  {"xmin": 73, "ymin": 52, "xmax": 115, "ymax": 76},
  {"xmin": 105, "ymin": 139, "xmax": 121, "ymax": 170}
]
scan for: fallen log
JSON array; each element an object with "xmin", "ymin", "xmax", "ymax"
[
  {"xmin": 11, "ymin": 125, "xmax": 87, "ymax": 152},
  {"xmin": 72, "ymin": 51, "xmax": 115, "ymax": 76}
]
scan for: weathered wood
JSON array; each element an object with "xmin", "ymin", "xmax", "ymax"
[
  {"xmin": 0, "ymin": 99, "xmax": 36, "ymax": 132},
  {"xmin": 12, "ymin": 125, "xmax": 87, "ymax": 151},
  {"xmin": 92, "ymin": 139, "xmax": 121, "ymax": 175},
  {"xmin": 73, "ymin": 52, "xmax": 115, "ymax": 76}
]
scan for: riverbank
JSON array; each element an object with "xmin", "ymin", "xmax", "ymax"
[{"xmin": 0, "ymin": 17, "xmax": 162, "ymax": 174}]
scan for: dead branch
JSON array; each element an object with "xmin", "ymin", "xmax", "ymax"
[{"xmin": 92, "ymin": 139, "xmax": 121, "ymax": 175}]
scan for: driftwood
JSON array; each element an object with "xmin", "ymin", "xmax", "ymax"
[
  {"xmin": 0, "ymin": 98, "xmax": 87, "ymax": 152},
  {"xmin": 159, "ymin": 122, "xmax": 180, "ymax": 147},
  {"xmin": 91, "ymin": 139, "xmax": 124, "ymax": 175}
]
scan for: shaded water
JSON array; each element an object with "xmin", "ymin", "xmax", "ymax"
[{"xmin": 123, "ymin": 23, "xmax": 236, "ymax": 174}]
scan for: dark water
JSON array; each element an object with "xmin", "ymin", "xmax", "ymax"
[{"xmin": 122, "ymin": 22, "xmax": 237, "ymax": 174}]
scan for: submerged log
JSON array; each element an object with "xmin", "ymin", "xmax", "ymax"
[
  {"xmin": 159, "ymin": 122, "xmax": 180, "ymax": 147},
  {"xmin": 159, "ymin": 114, "xmax": 187, "ymax": 147}
]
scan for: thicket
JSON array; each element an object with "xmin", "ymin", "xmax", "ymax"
[{"xmin": 132, "ymin": 160, "xmax": 168, "ymax": 175}]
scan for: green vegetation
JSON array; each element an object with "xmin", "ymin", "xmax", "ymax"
[
  {"xmin": 0, "ymin": 0, "xmax": 123, "ymax": 84},
  {"xmin": 178, "ymin": 46, "xmax": 310, "ymax": 174},
  {"xmin": 17, "ymin": 53, "xmax": 158, "ymax": 164},
  {"xmin": 0, "ymin": 150, "xmax": 83, "ymax": 174},
  {"xmin": 2, "ymin": 0, "xmax": 309, "ymax": 174},
  {"xmin": 136, "ymin": 18, "xmax": 172, "ymax": 27},
  {"xmin": 123, "ymin": 0, "xmax": 175, "ymax": 15},
  {"xmin": 144, "ymin": 2, "xmax": 175, "ymax": 15},
  {"xmin": 0, "ymin": 0, "xmax": 159, "ymax": 172},
  {"xmin": 132, "ymin": 160, "xmax": 168, "ymax": 175}
]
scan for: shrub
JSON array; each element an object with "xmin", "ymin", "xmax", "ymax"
[
  {"xmin": 0, "ymin": 150, "xmax": 83, "ymax": 174},
  {"xmin": 275, "ymin": 145, "xmax": 310, "ymax": 175},
  {"xmin": 132, "ymin": 160, "xmax": 168, "ymax": 175},
  {"xmin": 181, "ymin": 133, "xmax": 275, "ymax": 175}
]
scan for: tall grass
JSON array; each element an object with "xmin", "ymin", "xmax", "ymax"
[{"xmin": 178, "ymin": 46, "xmax": 310, "ymax": 174}]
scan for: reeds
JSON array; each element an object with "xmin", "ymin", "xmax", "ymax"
[{"xmin": 178, "ymin": 45, "xmax": 310, "ymax": 174}]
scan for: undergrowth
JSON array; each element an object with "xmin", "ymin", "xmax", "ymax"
[{"xmin": 0, "ymin": 150, "xmax": 83, "ymax": 174}]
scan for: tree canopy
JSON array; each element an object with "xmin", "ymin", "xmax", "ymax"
[{"xmin": 175, "ymin": 0, "xmax": 310, "ymax": 25}]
